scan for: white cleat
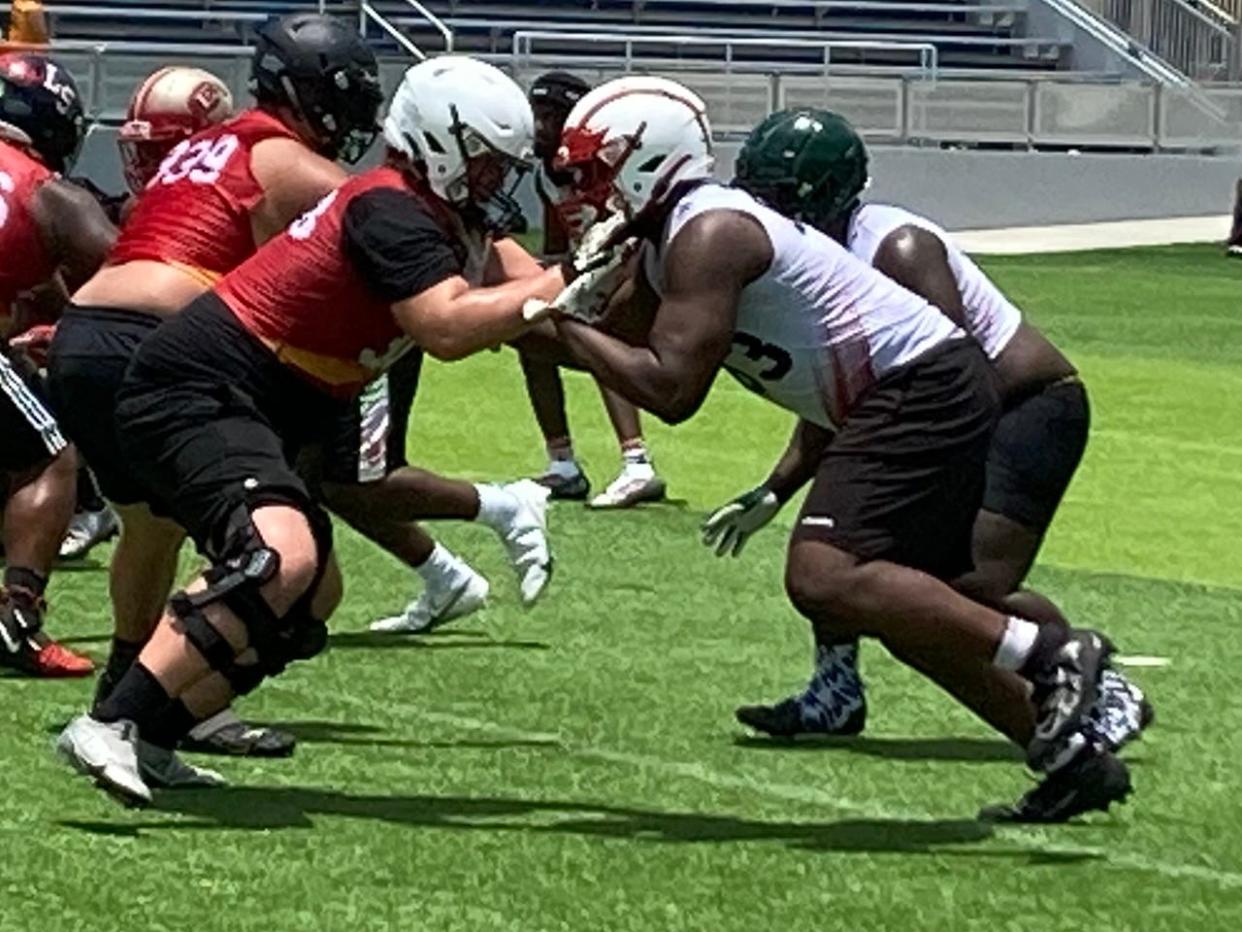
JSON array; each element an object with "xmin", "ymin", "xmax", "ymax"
[
  {"xmin": 59, "ymin": 507, "xmax": 120, "ymax": 560},
  {"xmin": 588, "ymin": 463, "xmax": 667, "ymax": 509},
  {"xmin": 55, "ymin": 714, "xmax": 152, "ymax": 807},
  {"xmin": 498, "ymin": 480, "xmax": 553, "ymax": 606},
  {"xmin": 138, "ymin": 741, "xmax": 227, "ymax": 788},
  {"xmin": 370, "ymin": 569, "xmax": 490, "ymax": 634}
]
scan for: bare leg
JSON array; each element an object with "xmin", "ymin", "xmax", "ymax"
[
  {"xmin": 955, "ymin": 509, "xmax": 1069, "ymax": 629},
  {"xmin": 4, "ymin": 446, "xmax": 76, "ymax": 577},
  {"xmin": 785, "ymin": 539, "xmax": 1048, "ymax": 744},
  {"xmin": 519, "ymin": 351, "xmax": 572, "ymax": 447},
  {"xmin": 109, "ymin": 504, "xmax": 185, "ymax": 644},
  {"xmin": 92, "ymin": 505, "xmax": 331, "ymax": 741},
  {"xmin": 321, "ymin": 470, "xmax": 481, "ymax": 570},
  {"xmin": 598, "ymin": 381, "xmax": 642, "ymax": 446}
]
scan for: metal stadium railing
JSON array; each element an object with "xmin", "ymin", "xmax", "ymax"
[
  {"xmin": 356, "ymin": 0, "xmax": 453, "ymax": 59},
  {"xmin": 24, "ymin": 35, "xmax": 1238, "ymax": 150},
  {"xmin": 509, "ymin": 30, "xmax": 941, "ymax": 74},
  {"xmin": 1080, "ymin": 0, "xmax": 1241, "ymax": 80}
]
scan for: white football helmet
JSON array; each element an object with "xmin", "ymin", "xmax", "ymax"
[
  {"xmin": 383, "ymin": 55, "xmax": 534, "ymax": 234},
  {"xmin": 556, "ymin": 75, "xmax": 714, "ymax": 224},
  {"xmin": 118, "ymin": 66, "xmax": 233, "ymax": 193}
]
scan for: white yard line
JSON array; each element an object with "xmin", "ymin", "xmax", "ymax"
[{"xmin": 952, "ymin": 215, "xmax": 1231, "ymax": 255}]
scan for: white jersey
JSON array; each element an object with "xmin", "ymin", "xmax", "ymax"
[
  {"xmin": 848, "ymin": 203, "xmax": 1022, "ymax": 360},
  {"xmin": 642, "ymin": 184, "xmax": 962, "ymax": 429}
]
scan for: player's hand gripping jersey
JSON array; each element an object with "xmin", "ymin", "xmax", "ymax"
[
  {"xmin": 0, "ymin": 140, "xmax": 57, "ymax": 311},
  {"xmin": 216, "ymin": 166, "xmax": 476, "ymax": 398},
  {"xmin": 642, "ymin": 184, "xmax": 962, "ymax": 428},
  {"xmin": 106, "ymin": 109, "xmax": 300, "ymax": 285}
]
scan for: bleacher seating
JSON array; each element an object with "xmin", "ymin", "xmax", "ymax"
[{"xmin": 25, "ymin": 1, "xmax": 1071, "ymax": 73}]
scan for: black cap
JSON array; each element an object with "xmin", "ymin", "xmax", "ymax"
[{"xmin": 529, "ymin": 71, "xmax": 590, "ymax": 112}]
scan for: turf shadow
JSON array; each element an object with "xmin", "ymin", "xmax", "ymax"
[
  {"xmin": 732, "ymin": 735, "xmax": 1023, "ymax": 763},
  {"xmin": 61, "ymin": 786, "xmax": 1060, "ymax": 861},
  {"xmin": 257, "ymin": 719, "xmax": 559, "ymax": 751},
  {"xmin": 326, "ymin": 632, "xmax": 550, "ymax": 651}
]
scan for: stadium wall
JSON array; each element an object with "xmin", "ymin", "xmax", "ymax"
[{"xmin": 78, "ymin": 129, "xmax": 1239, "ymax": 232}]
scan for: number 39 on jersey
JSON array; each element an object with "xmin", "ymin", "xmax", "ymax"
[{"xmin": 149, "ymin": 134, "xmax": 241, "ymax": 189}]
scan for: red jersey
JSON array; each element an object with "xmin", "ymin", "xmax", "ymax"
[
  {"xmin": 107, "ymin": 109, "xmax": 299, "ymax": 285},
  {"xmin": 217, "ymin": 166, "xmax": 465, "ymax": 399},
  {"xmin": 0, "ymin": 140, "xmax": 56, "ymax": 309}
]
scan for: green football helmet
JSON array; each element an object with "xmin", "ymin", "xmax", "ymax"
[{"xmin": 734, "ymin": 108, "xmax": 868, "ymax": 229}]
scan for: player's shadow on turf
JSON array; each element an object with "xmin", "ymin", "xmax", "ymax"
[
  {"xmin": 256, "ymin": 719, "xmax": 559, "ymax": 751},
  {"xmin": 325, "ymin": 631, "xmax": 551, "ymax": 651},
  {"xmin": 61, "ymin": 787, "xmax": 1097, "ymax": 864},
  {"xmin": 733, "ymin": 735, "xmax": 1023, "ymax": 763}
]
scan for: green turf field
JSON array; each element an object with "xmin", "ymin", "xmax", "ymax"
[{"xmin": 5, "ymin": 244, "xmax": 1240, "ymax": 931}]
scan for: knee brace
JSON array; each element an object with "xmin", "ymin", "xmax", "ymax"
[
  {"xmin": 172, "ymin": 496, "xmax": 331, "ymax": 687},
  {"xmin": 169, "ymin": 542, "xmax": 282, "ymax": 674}
]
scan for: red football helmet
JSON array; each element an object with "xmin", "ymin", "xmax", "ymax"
[{"xmin": 118, "ymin": 66, "xmax": 234, "ymax": 193}]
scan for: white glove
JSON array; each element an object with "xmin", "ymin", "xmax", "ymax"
[
  {"xmin": 701, "ymin": 486, "xmax": 781, "ymax": 557},
  {"xmin": 570, "ymin": 211, "xmax": 629, "ymax": 273},
  {"xmin": 552, "ymin": 241, "xmax": 635, "ymax": 324}
]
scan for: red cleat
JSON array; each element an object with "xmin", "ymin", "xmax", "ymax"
[
  {"xmin": 27, "ymin": 641, "xmax": 95, "ymax": 678},
  {"xmin": 0, "ymin": 587, "xmax": 95, "ymax": 678}
]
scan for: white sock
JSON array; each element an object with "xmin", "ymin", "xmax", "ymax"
[
  {"xmin": 415, "ymin": 543, "xmax": 465, "ymax": 585},
  {"xmin": 993, "ymin": 616, "xmax": 1040, "ymax": 671},
  {"xmin": 545, "ymin": 458, "xmax": 581, "ymax": 480},
  {"xmin": 474, "ymin": 483, "xmax": 517, "ymax": 530},
  {"xmin": 621, "ymin": 441, "xmax": 650, "ymax": 466}
]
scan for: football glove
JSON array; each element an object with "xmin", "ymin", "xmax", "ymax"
[
  {"xmin": 551, "ymin": 242, "xmax": 636, "ymax": 324},
  {"xmin": 570, "ymin": 211, "xmax": 629, "ymax": 275},
  {"xmin": 701, "ymin": 485, "xmax": 781, "ymax": 557}
]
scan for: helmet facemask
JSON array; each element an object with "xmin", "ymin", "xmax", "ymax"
[
  {"xmin": 280, "ymin": 67, "xmax": 381, "ymax": 165},
  {"xmin": 443, "ymin": 105, "xmax": 531, "ymax": 237},
  {"xmin": 555, "ymin": 122, "xmax": 645, "ymax": 230}
]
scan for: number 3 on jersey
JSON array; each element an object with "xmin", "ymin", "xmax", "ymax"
[
  {"xmin": 149, "ymin": 134, "xmax": 240, "ymax": 188},
  {"xmin": 289, "ymin": 190, "xmax": 339, "ymax": 241}
]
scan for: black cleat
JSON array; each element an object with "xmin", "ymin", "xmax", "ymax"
[
  {"xmin": 735, "ymin": 696, "xmax": 867, "ymax": 739},
  {"xmin": 179, "ymin": 720, "xmax": 296, "ymax": 758},
  {"xmin": 535, "ymin": 470, "xmax": 591, "ymax": 501},
  {"xmin": 980, "ymin": 748, "xmax": 1132, "ymax": 824},
  {"xmin": 1083, "ymin": 668, "xmax": 1155, "ymax": 753},
  {"xmin": 1027, "ymin": 629, "xmax": 1113, "ymax": 771}
]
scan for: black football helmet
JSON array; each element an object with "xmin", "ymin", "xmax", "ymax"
[
  {"xmin": 250, "ymin": 13, "xmax": 382, "ymax": 164},
  {"xmin": 0, "ymin": 52, "xmax": 86, "ymax": 172}
]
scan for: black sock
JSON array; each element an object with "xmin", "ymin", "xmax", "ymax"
[
  {"xmin": 106, "ymin": 637, "xmax": 144, "ymax": 678},
  {"xmin": 77, "ymin": 468, "xmax": 105, "ymax": 512},
  {"xmin": 4, "ymin": 566, "xmax": 47, "ymax": 599},
  {"xmin": 142, "ymin": 699, "xmax": 199, "ymax": 750},
  {"xmin": 1019, "ymin": 624, "xmax": 1070, "ymax": 680},
  {"xmin": 93, "ymin": 663, "xmax": 171, "ymax": 730}
]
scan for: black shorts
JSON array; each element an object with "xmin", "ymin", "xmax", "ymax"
[
  {"xmin": 316, "ymin": 348, "xmax": 423, "ymax": 485},
  {"xmin": 46, "ymin": 305, "xmax": 161, "ymax": 505},
  {"xmin": 0, "ymin": 347, "xmax": 66, "ymax": 473},
  {"xmin": 115, "ymin": 293, "xmax": 341, "ymax": 559},
  {"xmin": 793, "ymin": 339, "xmax": 1000, "ymax": 581},
  {"xmin": 983, "ymin": 378, "xmax": 1089, "ymax": 532}
]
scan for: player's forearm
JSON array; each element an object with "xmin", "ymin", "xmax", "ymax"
[
  {"xmin": 554, "ymin": 317, "xmax": 703, "ymax": 424},
  {"xmin": 764, "ymin": 418, "xmax": 833, "ymax": 503},
  {"xmin": 417, "ymin": 269, "xmax": 563, "ymax": 361}
]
